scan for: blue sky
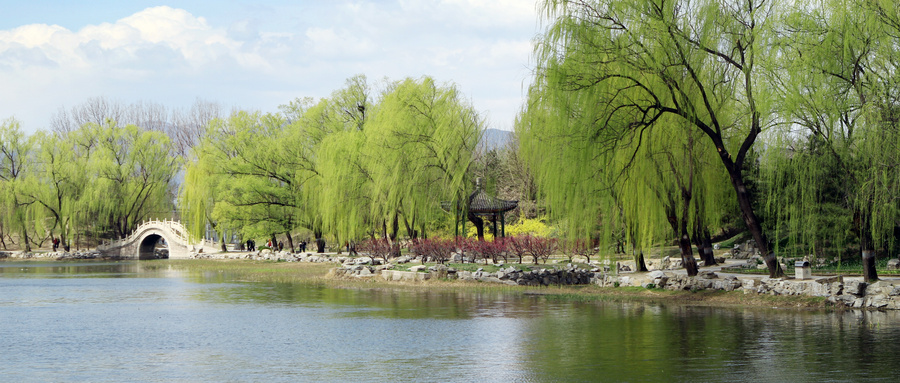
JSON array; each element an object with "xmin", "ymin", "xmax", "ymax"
[{"xmin": 0, "ymin": 1, "xmax": 540, "ymax": 132}]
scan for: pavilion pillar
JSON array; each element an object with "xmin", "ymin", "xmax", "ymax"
[
  {"xmin": 501, "ymin": 213, "xmax": 506, "ymax": 238},
  {"xmin": 492, "ymin": 214, "xmax": 498, "ymax": 238}
]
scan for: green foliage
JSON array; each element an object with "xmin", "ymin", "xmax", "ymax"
[
  {"xmin": 365, "ymin": 76, "xmax": 481, "ymax": 240},
  {"xmin": 761, "ymin": 0, "xmax": 900, "ymax": 265},
  {"xmin": 182, "ymin": 110, "xmax": 306, "ymax": 244},
  {"xmin": 181, "ymin": 75, "xmax": 483, "ymax": 249},
  {"xmin": 520, "ymin": 0, "xmax": 744, "ymax": 263},
  {"xmin": 0, "ymin": 117, "xmax": 177, "ymax": 250}
]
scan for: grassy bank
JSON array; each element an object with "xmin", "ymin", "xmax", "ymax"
[{"xmin": 147, "ymin": 259, "xmax": 834, "ymax": 311}]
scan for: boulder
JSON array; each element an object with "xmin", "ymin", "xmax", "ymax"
[
  {"xmin": 394, "ymin": 255, "xmax": 412, "ymax": 264},
  {"xmin": 815, "ymin": 275, "xmax": 843, "ymax": 284},
  {"xmin": 660, "ymin": 256, "xmax": 671, "ymax": 270},
  {"xmin": 887, "ymin": 259, "xmax": 900, "ymax": 271},
  {"xmin": 698, "ymin": 270, "xmax": 718, "ymax": 279},
  {"xmin": 845, "ymin": 280, "xmax": 868, "ymax": 296},
  {"xmin": 890, "ymin": 286, "xmax": 900, "ymax": 297}
]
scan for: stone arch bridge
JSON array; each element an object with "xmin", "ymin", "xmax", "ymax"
[{"xmin": 96, "ymin": 219, "xmax": 220, "ymax": 259}]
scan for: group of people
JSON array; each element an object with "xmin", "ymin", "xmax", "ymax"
[
  {"xmin": 265, "ymin": 240, "xmax": 284, "ymax": 251},
  {"xmin": 241, "ymin": 238, "xmax": 309, "ymax": 253}
]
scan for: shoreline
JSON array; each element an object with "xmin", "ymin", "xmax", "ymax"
[{"xmin": 0, "ymin": 253, "xmax": 878, "ymax": 311}]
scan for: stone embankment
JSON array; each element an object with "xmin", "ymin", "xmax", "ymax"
[
  {"xmin": 600, "ymin": 271, "xmax": 900, "ymax": 309},
  {"xmin": 1, "ymin": 250, "xmax": 110, "ymax": 260},
  {"xmin": 328, "ymin": 253, "xmax": 900, "ymax": 310}
]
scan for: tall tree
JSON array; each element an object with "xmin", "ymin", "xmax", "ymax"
[
  {"xmin": 0, "ymin": 118, "xmax": 38, "ymax": 251},
  {"xmin": 365, "ymin": 77, "xmax": 482, "ymax": 243},
  {"xmin": 767, "ymin": 0, "xmax": 900, "ymax": 281},
  {"xmin": 86, "ymin": 122, "xmax": 178, "ymax": 238},
  {"xmin": 523, "ymin": 0, "xmax": 784, "ymax": 276},
  {"xmin": 24, "ymin": 131, "xmax": 87, "ymax": 251}
]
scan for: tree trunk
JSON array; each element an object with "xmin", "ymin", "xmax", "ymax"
[
  {"xmin": 858, "ymin": 214, "xmax": 878, "ymax": 282},
  {"xmin": 21, "ymin": 227, "xmax": 31, "ymax": 252},
  {"xmin": 285, "ymin": 232, "xmax": 294, "ymax": 254},
  {"xmin": 316, "ymin": 238, "xmax": 326, "ymax": 253},
  {"xmin": 665, "ymin": 202, "xmax": 697, "ymax": 275},
  {"xmin": 679, "ymin": 230, "xmax": 699, "ymax": 277},
  {"xmin": 725, "ymin": 166, "xmax": 782, "ymax": 277},
  {"xmin": 390, "ymin": 213, "xmax": 399, "ymax": 241},
  {"xmin": 634, "ymin": 249, "xmax": 648, "ymax": 272},
  {"xmin": 402, "ymin": 215, "xmax": 418, "ymax": 240},
  {"xmin": 694, "ymin": 227, "xmax": 716, "ymax": 266},
  {"xmin": 390, "ymin": 213, "xmax": 401, "ymax": 258},
  {"xmin": 220, "ymin": 230, "xmax": 227, "ymax": 252},
  {"xmin": 701, "ymin": 234, "xmax": 716, "ymax": 266},
  {"xmin": 314, "ymin": 230, "xmax": 325, "ymax": 253}
]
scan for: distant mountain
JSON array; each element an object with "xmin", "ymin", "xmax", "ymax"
[{"xmin": 480, "ymin": 128, "xmax": 513, "ymax": 151}]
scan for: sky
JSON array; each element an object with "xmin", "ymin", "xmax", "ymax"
[{"xmin": 0, "ymin": 0, "xmax": 542, "ymax": 133}]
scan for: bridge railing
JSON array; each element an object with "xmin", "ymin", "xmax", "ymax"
[{"xmin": 98, "ymin": 219, "xmax": 196, "ymax": 249}]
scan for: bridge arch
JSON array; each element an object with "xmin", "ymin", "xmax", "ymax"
[
  {"xmin": 137, "ymin": 233, "xmax": 167, "ymax": 260},
  {"xmin": 96, "ymin": 219, "xmax": 220, "ymax": 259}
]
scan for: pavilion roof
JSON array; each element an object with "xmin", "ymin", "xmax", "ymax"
[
  {"xmin": 467, "ymin": 188, "xmax": 518, "ymax": 214},
  {"xmin": 440, "ymin": 179, "xmax": 518, "ymax": 215}
]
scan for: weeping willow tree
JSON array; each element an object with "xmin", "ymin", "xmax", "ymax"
[
  {"xmin": 765, "ymin": 0, "xmax": 900, "ymax": 281},
  {"xmin": 519, "ymin": 81, "xmax": 733, "ymax": 275},
  {"xmin": 522, "ymin": 0, "xmax": 784, "ymax": 277},
  {"xmin": 316, "ymin": 130, "xmax": 371, "ymax": 248},
  {"xmin": 644, "ymin": 118, "xmax": 733, "ymax": 274},
  {"xmin": 292, "ymin": 75, "xmax": 374, "ymax": 252},
  {"xmin": 180, "ymin": 130, "xmax": 227, "ymax": 248},
  {"xmin": 0, "ymin": 118, "xmax": 40, "ymax": 250},
  {"xmin": 23, "ymin": 131, "xmax": 87, "ymax": 251},
  {"xmin": 365, "ymin": 76, "xmax": 482, "ymax": 244},
  {"xmin": 84, "ymin": 122, "xmax": 178, "ymax": 238},
  {"xmin": 182, "ymin": 76, "xmax": 375, "ymax": 253},
  {"xmin": 181, "ymin": 110, "xmax": 302, "ymax": 251},
  {"xmin": 180, "ymin": 75, "xmax": 486, "ymax": 253}
]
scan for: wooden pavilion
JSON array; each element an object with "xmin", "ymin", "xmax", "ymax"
[{"xmin": 442, "ymin": 178, "xmax": 518, "ymax": 240}]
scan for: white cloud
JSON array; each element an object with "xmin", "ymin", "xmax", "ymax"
[{"xmin": 0, "ymin": 1, "xmax": 538, "ymax": 132}]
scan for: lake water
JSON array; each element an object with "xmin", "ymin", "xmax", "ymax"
[{"xmin": 1, "ymin": 261, "xmax": 899, "ymax": 382}]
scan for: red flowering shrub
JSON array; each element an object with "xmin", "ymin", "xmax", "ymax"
[
  {"xmin": 359, "ymin": 238, "xmax": 393, "ymax": 262},
  {"xmin": 507, "ymin": 235, "xmax": 531, "ymax": 264},
  {"xmin": 526, "ymin": 236, "xmax": 557, "ymax": 264},
  {"xmin": 410, "ymin": 238, "xmax": 455, "ymax": 264}
]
